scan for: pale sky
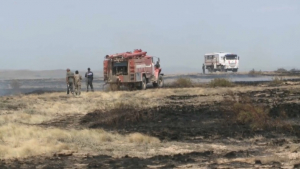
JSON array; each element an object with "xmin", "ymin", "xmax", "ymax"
[{"xmin": 0, "ymin": 0, "xmax": 299, "ymax": 72}]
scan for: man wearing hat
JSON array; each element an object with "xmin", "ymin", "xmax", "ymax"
[
  {"xmin": 66, "ymin": 68, "xmax": 75, "ymax": 95},
  {"xmin": 85, "ymin": 67, "xmax": 94, "ymax": 92}
]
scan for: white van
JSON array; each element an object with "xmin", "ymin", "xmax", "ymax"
[{"xmin": 204, "ymin": 52, "xmax": 239, "ymax": 72}]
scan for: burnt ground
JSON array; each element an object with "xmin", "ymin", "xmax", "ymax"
[
  {"xmin": 44, "ymin": 87, "xmax": 300, "ymax": 141},
  {"xmin": 1, "ymin": 86, "xmax": 300, "ymax": 168},
  {"xmin": 80, "ymin": 104, "xmax": 257, "ymax": 141},
  {"xmin": 6, "ymin": 150, "xmax": 287, "ymax": 169},
  {"xmin": 0, "ymin": 151, "xmax": 218, "ymax": 169}
]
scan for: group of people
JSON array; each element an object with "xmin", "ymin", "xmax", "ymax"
[{"xmin": 66, "ymin": 68, "xmax": 94, "ymax": 95}]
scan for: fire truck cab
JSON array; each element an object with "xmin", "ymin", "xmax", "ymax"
[{"xmin": 103, "ymin": 49, "xmax": 164, "ymax": 90}]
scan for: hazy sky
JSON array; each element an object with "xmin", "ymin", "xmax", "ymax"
[{"xmin": 0, "ymin": 0, "xmax": 299, "ymax": 72}]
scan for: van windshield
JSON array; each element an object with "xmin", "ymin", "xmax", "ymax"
[{"xmin": 225, "ymin": 55, "xmax": 237, "ymax": 60}]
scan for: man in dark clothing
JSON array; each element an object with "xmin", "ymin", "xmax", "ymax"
[
  {"xmin": 85, "ymin": 68, "xmax": 94, "ymax": 92},
  {"xmin": 66, "ymin": 68, "xmax": 74, "ymax": 95},
  {"xmin": 202, "ymin": 64, "xmax": 205, "ymax": 74},
  {"xmin": 155, "ymin": 61, "xmax": 160, "ymax": 69}
]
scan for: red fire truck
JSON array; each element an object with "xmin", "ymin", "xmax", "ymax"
[{"xmin": 103, "ymin": 49, "xmax": 164, "ymax": 90}]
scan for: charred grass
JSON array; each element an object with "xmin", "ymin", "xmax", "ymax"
[
  {"xmin": 166, "ymin": 77, "xmax": 234, "ymax": 88},
  {"xmin": 81, "ymin": 103, "xmax": 221, "ymax": 141},
  {"xmin": 80, "ymin": 102, "xmax": 155, "ymax": 128},
  {"xmin": 81, "ymin": 90, "xmax": 300, "ymax": 142},
  {"xmin": 166, "ymin": 77, "xmax": 207, "ymax": 88}
]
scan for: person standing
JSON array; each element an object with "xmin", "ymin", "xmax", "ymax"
[
  {"xmin": 85, "ymin": 68, "xmax": 94, "ymax": 92},
  {"xmin": 202, "ymin": 64, "xmax": 205, "ymax": 74},
  {"xmin": 66, "ymin": 68, "xmax": 74, "ymax": 95},
  {"xmin": 74, "ymin": 70, "xmax": 82, "ymax": 95},
  {"xmin": 155, "ymin": 61, "xmax": 160, "ymax": 69}
]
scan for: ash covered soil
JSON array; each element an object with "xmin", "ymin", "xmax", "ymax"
[{"xmin": 1, "ymin": 83, "xmax": 300, "ymax": 168}]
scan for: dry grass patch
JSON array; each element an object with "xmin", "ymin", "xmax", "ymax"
[
  {"xmin": 127, "ymin": 133, "xmax": 160, "ymax": 144},
  {"xmin": 258, "ymin": 155, "xmax": 287, "ymax": 164},
  {"xmin": 0, "ymin": 109, "xmax": 52, "ymax": 125},
  {"xmin": 1, "ymin": 90, "xmax": 164, "ymax": 128},
  {"xmin": 0, "ymin": 123, "xmax": 160, "ymax": 159},
  {"xmin": 0, "ymin": 100, "xmax": 26, "ymax": 111}
]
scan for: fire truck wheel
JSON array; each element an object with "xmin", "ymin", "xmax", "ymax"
[
  {"xmin": 157, "ymin": 76, "xmax": 164, "ymax": 88},
  {"xmin": 140, "ymin": 77, "xmax": 147, "ymax": 90}
]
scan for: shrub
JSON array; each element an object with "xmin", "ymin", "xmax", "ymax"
[
  {"xmin": 270, "ymin": 76, "xmax": 284, "ymax": 86},
  {"xmin": 209, "ymin": 78, "xmax": 234, "ymax": 87},
  {"xmin": 231, "ymin": 102, "xmax": 270, "ymax": 130},
  {"xmin": 276, "ymin": 68, "xmax": 287, "ymax": 73},
  {"xmin": 224, "ymin": 92, "xmax": 292, "ymax": 131},
  {"xmin": 171, "ymin": 77, "xmax": 194, "ymax": 87},
  {"xmin": 290, "ymin": 68, "xmax": 298, "ymax": 73},
  {"xmin": 10, "ymin": 80, "xmax": 22, "ymax": 93},
  {"xmin": 248, "ymin": 69, "xmax": 262, "ymax": 76}
]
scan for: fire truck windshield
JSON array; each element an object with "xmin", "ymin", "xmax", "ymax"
[
  {"xmin": 112, "ymin": 62, "xmax": 128, "ymax": 75},
  {"xmin": 225, "ymin": 55, "xmax": 237, "ymax": 60}
]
